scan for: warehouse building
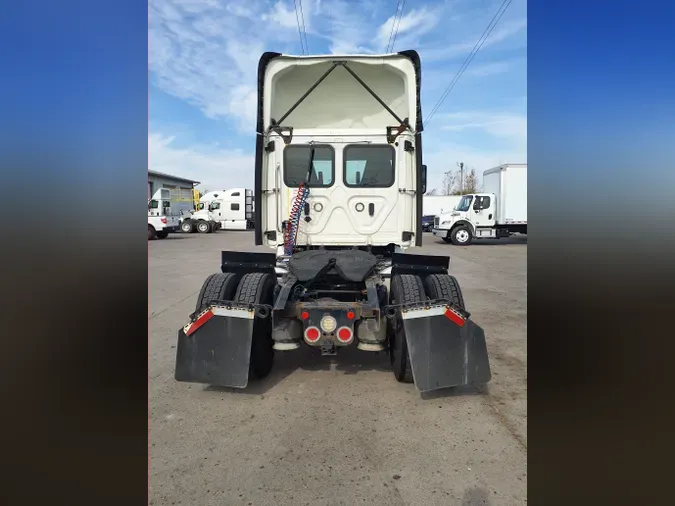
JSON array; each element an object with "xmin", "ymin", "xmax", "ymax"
[{"xmin": 148, "ymin": 170, "xmax": 201, "ymax": 215}]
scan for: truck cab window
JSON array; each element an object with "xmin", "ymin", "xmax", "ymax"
[
  {"xmin": 210, "ymin": 202, "xmax": 220, "ymax": 210},
  {"xmin": 344, "ymin": 145, "xmax": 395, "ymax": 187},
  {"xmin": 231, "ymin": 203, "xmax": 240, "ymax": 211},
  {"xmin": 456, "ymin": 195, "xmax": 473, "ymax": 212},
  {"xmin": 475, "ymin": 196, "xmax": 491, "ymax": 210},
  {"xmin": 284, "ymin": 145, "xmax": 334, "ymax": 187},
  {"xmin": 231, "ymin": 192, "xmax": 240, "ymax": 197},
  {"xmin": 149, "ymin": 200, "xmax": 159, "ymax": 209}
]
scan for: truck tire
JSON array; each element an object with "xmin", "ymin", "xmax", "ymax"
[
  {"xmin": 148, "ymin": 225, "xmax": 156, "ymax": 240},
  {"xmin": 389, "ymin": 274, "xmax": 426, "ymax": 384},
  {"xmin": 451, "ymin": 225, "xmax": 472, "ymax": 245},
  {"xmin": 234, "ymin": 273, "xmax": 276, "ymax": 380},
  {"xmin": 156, "ymin": 231, "xmax": 169, "ymax": 239},
  {"xmin": 197, "ymin": 220, "xmax": 210, "ymax": 233},
  {"xmin": 181, "ymin": 220, "xmax": 194, "ymax": 233},
  {"xmin": 424, "ymin": 274, "xmax": 465, "ymax": 310},
  {"xmin": 195, "ymin": 273, "xmax": 240, "ymax": 312}
]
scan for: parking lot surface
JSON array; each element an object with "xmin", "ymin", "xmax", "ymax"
[{"xmin": 150, "ymin": 231, "xmax": 527, "ymax": 505}]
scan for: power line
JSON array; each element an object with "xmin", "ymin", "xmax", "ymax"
[
  {"xmin": 390, "ymin": 0, "xmax": 407, "ymax": 53},
  {"xmin": 424, "ymin": 0, "xmax": 512, "ymax": 127},
  {"xmin": 386, "ymin": 0, "xmax": 404, "ymax": 53},
  {"xmin": 293, "ymin": 0, "xmax": 307, "ymax": 55},
  {"xmin": 298, "ymin": 0, "xmax": 309, "ymax": 54}
]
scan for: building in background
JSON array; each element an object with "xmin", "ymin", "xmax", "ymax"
[{"xmin": 148, "ymin": 170, "xmax": 201, "ymax": 215}]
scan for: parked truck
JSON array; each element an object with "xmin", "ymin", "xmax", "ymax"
[
  {"xmin": 198, "ymin": 188, "xmax": 255, "ymax": 230},
  {"xmin": 148, "ymin": 188, "xmax": 180, "ymax": 240},
  {"xmin": 174, "ymin": 51, "xmax": 492, "ymax": 394},
  {"xmin": 432, "ymin": 164, "xmax": 527, "ymax": 245},
  {"xmin": 179, "ymin": 201, "xmax": 222, "ymax": 234}
]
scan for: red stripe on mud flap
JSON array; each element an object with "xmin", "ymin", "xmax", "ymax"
[
  {"xmin": 186, "ymin": 310, "xmax": 214, "ymax": 336},
  {"xmin": 444, "ymin": 308, "xmax": 466, "ymax": 327}
]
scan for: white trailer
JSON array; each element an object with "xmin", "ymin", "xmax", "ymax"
[
  {"xmin": 432, "ymin": 164, "xmax": 527, "ymax": 245},
  {"xmin": 199, "ymin": 188, "xmax": 254, "ymax": 230}
]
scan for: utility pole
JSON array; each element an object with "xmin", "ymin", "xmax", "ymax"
[{"xmin": 457, "ymin": 162, "xmax": 464, "ymax": 195}]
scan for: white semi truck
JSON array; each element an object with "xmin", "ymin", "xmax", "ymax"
[
  {"xmin": 148, "ymin": 188, "xmax": 180, "ymax": 240},
  {"xmin": 199, "ymin": 188, "xmax": 255, "ymax": 230},
  {"xmin": 432, "ymin": 164, "xmax": 527, "ymax": 245},
  {"xmin": 179, "ymin": 202, "xmax": 221, "ymax": 234},
  {"xmin": 174, "ymin": 51, "xmax": 492, "ymax": 395}
]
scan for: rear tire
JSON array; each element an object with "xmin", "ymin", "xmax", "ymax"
[
  {"xmin": 197, "ymin": 220, "xmax": 210, "ymax": 233},
  {"xmin": 195, "ymin": 273, "xmax": 240, "ymax": 312},
  {"xmin": 234, "ymin": 273, "xmax": 276, "ymax": 380},
  {"xmin": 389, "ymin": 274, "xmax": 426, "ymax": 384},
  {"xmin": 156, "ymin": 231, "xmax": 169, "ymax": 239},
  {"xmin": 424, "ymin": 274, "xmax": 465, "ymax": 310},
  {"xmin": 181, "ymin": 220, "xmax": 194, "ymax": 233},
  {"xmin": 148, "ymin": 225, "xmax": 156, "ymax": 240}
]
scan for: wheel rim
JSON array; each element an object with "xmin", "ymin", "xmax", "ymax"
[
  {"xmin": 199, "ymin": 223, "xmax": 208, "ymax": 232},
  {"xmin": 456, "ymin": 230, "xmax": 469, "ymax": 242},
  {"xmin": 182, "ymin": 223, "xmax": 191, "ymax": 232}
]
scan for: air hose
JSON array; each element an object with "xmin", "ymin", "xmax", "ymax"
[{"xmin": 283, "ymin": 144, "xmax": 316, "ymax": 256}]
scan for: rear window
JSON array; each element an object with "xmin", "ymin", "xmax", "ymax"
[
  {"xmin": 284, "ymin": 145, "xmax": 334, "ymax": 187},
  {"xmin": 344, "ymin": 145, "xmax": 395, "ymax": 187}
]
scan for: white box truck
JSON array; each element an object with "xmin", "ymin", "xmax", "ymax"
[
  {"xmin": 422, "ymin": 195, "xmax": 462, "ymax": 231},
  {"xmin": 432, "ymin": 164, "xmax": 527, "ymax": 245}
]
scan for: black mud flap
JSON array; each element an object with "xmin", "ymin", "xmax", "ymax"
[
  {"xmin": 174, "ymin": 305, "xmax": 256, "ymax": 388},
  {"xmin": 400, "ymin": 304, "xmax": 492, "ymax": 393}
]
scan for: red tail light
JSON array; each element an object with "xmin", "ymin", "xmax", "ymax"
[
  {"xmin": 161, "ymin": 218, "xmax": 167, "ymax": 224},
  {"xmin": 301, "ymin": 311, "xmax": 310, "ymax": 320},
  {"xmin": 304, "ymin": 326, "xmax": 320, "ymax": 343},
  {"xmin": 336, "ymin": 326, "xmax": 353, "ymax": 344},
  {"xmin": 346, "ymin": 311, "xmax": 355, "ymax": 320}
]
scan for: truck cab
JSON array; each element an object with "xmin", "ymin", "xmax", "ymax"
[
  {"xmin": 179, "ymin": 200, "xmax": 221, "ymax": 234},
  {"xmin": 148, "ymin": 188, "xmax": 180, "ymax": 240},
  {"xmin": 174, "ymin": 51, "xmax": 491, "ymax": 395},
  {"xmin": 433, "ymin": 193, "xmax": 496, "ymax": 245}
]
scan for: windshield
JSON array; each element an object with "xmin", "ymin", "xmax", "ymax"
[{"xmin": 456, "ymin": 195, "xmax": 473, "ymax": 212}]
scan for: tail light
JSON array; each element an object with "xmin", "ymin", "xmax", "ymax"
[
  {"xmin": 336, "ymin": 326, "xmax": 353, "ymax": 344},
  {"xmin": 161, "ymin": 218, "xmax": 167, "ymax": 224},
  {"xmin": 304, "ymin": 326, "xmax": 320, "ymax": 343}
]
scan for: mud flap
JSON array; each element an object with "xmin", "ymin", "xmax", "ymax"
[
  {"xmin": 401, "ymin": 305, "xmax": 492, "ymax": 393},
  {"xmin": 174, "ymin": 305, "xmax": 256, "ymax": 388}
]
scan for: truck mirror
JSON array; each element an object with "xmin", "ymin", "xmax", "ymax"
[{"xmin": 421, "ymin": 165, "xmax": 427, "ymax": 193}]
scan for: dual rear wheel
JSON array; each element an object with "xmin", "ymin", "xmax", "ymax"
[
  {"xmin": 388, "ymin": 273, "xmax": 465, "ymax": 384},
  {"xmin": 196, "ymin": 272, "xmax": 276, "ymax": 380}
]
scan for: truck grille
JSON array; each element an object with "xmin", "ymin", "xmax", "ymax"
[{"xmin": 434, "ymin": 216, "xmax": 439, "ymax": 227}]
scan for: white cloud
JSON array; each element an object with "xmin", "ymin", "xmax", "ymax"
[
  {"xmin": 149, "ymin": 0, "xmax": 527, "ymax": 190},
  {"xmin": 149, "ymin": 132, "xmax": 255, "ymax": 190},
  {"xmin": 440, "ymin": 109, "xmax": 527, "ymax": 147}
]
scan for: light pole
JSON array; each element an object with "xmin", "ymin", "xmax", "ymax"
[{"xmin": 457, "ymin": 162, "xmax": 464, "ymax": 195}]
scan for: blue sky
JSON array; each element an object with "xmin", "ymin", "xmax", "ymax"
[{"xmin": 149, "ymin": 0, "xmax": 527, "ymax": 192}]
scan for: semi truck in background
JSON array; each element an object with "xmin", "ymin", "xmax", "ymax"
[
  {"xmin": 432, "ymin": 164, "xmax": 527, "ymax": 245},
  {"xmin": 148, "ymin": 188, "xmax": 180, "ymax": 240},
  {"xmin": 198, "ymin": 188, "xmax": 255, "ymax": 230}
]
